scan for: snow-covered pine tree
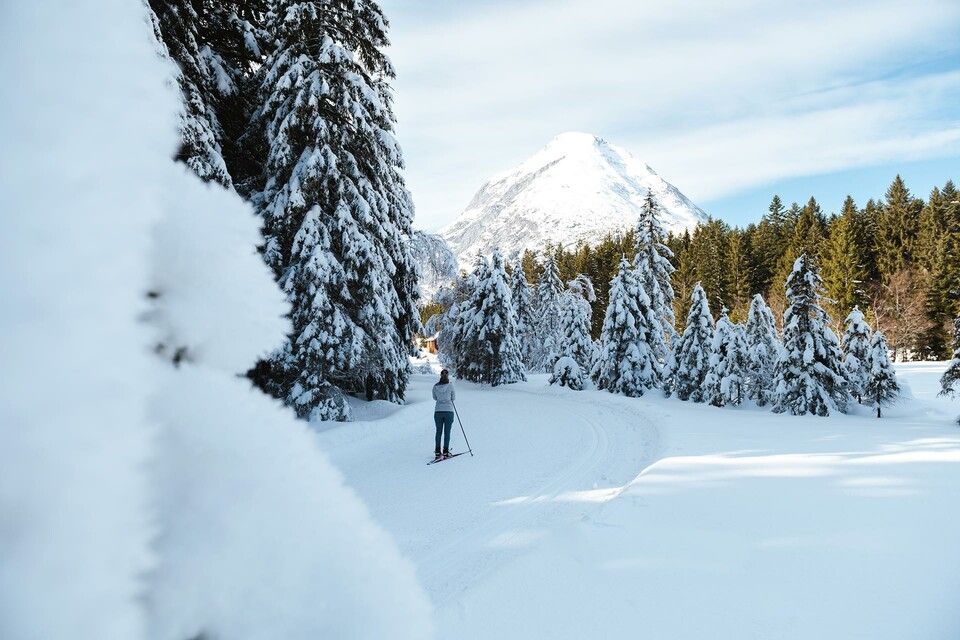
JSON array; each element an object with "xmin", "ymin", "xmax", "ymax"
[
  {"xmin": 531, "ymin": 254, "xmax": 565, "ymax": 372},
  {"xmin": 251, "ymin": 0, "xmax": 421, "ymax": 419},
  {"xmin": 510, "ymin": 260, "xmax": 536, "ymax": 369},
  {"xmin": 428, "ymin": 265, "xmax": 479, "ymax": 376},
  {"xmin": 704, "ymin": 308, "xmax": 747, "ymax": 407},
  {"xmin": 453, "ymin": 251, "xmax": 526, "ymax": 385},
  {"xmin": 664, "ymin": 283, "xmax": 714, "ymax": 401},
  {"xmin": 591, "ymin": 258, "xmax": 662, "ymax": 396},
  {"xmin": 939, "ymin": 317, "xmax": 960, "ymax": 399},
  {"xmin": 633, "ymin": 192, "xmax": 677, "ymax": 356},
  {"xmin": 841, "ymin": 306, "xmax": 873, "ymax": 404},
  {"xmin": 149, "ymin": 0, "xmax": 234, "ymax": 186},
  {"xmin": 866, "ymin": 330, "xmax": 899, "ymax": 417},
  {"xmin": 550, "ymin": 356, "xmax": 584, "ymax": 390},
  {"xmin": 549, "ymin": 275, "xmax": 594, "ymax": 390},
  {"xmin": 772, "ymin": 254, "xmax": 850, "ymax": 416},
  {"xmin": 743, "ymin": 294, "xmax": 780, "ymax": 406}
]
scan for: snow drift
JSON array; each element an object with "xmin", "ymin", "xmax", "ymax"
[{"xmin": 0, "ymin": 2, "xmax": 433, "ymax": 639}]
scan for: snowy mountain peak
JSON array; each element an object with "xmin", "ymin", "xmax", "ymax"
[{"xmin": 440, "ymin": 133, "xmax": 708, "ymax": 265}]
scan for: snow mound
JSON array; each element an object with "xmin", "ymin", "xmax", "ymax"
[
  {"xmin": 440, "ymin": 132, "xmax": 708, "ymax": 264},
  {"xmin": 1, "ymin": 1, "xmax": 434, "ymax": 639},
  {"xmin": 147, "ymin": 368, "xmax": 433, "ymax": 640},
  {"xmin": 0, "ymin": 2, "xmax": 174, "ymax": 638}
]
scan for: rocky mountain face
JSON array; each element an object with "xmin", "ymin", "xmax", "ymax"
[
  {"xmin": 439, "ymin": 132, "xmax": 708, "ymax": 266},
  {"xmin": 410, "ymin": 231, "xmax": 458, "ymax": 304}
]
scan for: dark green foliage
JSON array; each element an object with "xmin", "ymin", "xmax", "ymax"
[{"xmin": 520, "ymin": 174, "xmax": 957, "ymax": 360}]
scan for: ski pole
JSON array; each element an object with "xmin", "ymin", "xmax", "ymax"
[{"xmin": 452, "ymin": 401, "xmax": 473, "ymax": 457}]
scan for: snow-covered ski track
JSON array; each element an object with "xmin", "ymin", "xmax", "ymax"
[{"xmin": 318, "ymin": 375, "xmax": 661, "ymax": 607}]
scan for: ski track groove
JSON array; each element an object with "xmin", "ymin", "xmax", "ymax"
[{"xmin": 420, "ymin": 388, "xmax": 658, "ymax": 606}]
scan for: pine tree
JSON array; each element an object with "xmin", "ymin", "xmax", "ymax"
[
  {"xmin": 940, "ymin": 318, "xmax": 960, "ymax": 399},
  {"xmin": 743, "ymin": 294, "xmax": 780, "ymax": 406},
  {"xmin": 748, "ymin": 196, "xmax": 789, "ymax": 294},
  {"xmin": 531, "ymin": 254, "xmax": 564, "ymax": 372},
  {"xmin": 550, "ymin": 356, "xmax": 585, "ymax": 390},
  {"xmin": 251, "ymin": 0, "xmax": 420, "ymax": 419},
  {"xmin": 431, "ymin": 265, "xmax": 480, "ymax": 375},
  {"xmin": 689, "ymin": 219, "xmax": 730, "ymax": 312},
  {"xmin": 633, "ymin": 193, "xmax": 677, "ymax": 349},
  {"xmin": 510, "ymin": 260, "xmax": 535, "ymax": 369},
  {"xmin": 822, "ymin": 196, "xmax": 868, "ymax": 317},
  {"xmin": 725, "ymin": 231, "xmax": 751, "ymax": 319},
  {"xmin": 876, "ymin": 175, "xmax": 922, "ymax": 280},
  {"xmin": 550, "ymin": 275, "xmax": 594, "ymax": 389},
  {"xmin": 454, "ymin": 251, "xmax": 526, "ymax": 385},
  {"xmin": 669, "ymin": 229, "xmax": 696, "ymax": 329},
  {"xmin": 866, "ymin": 330, "xmax": 899, "ymax": 417},
  {"xmin": 704, "ymin": 308, "xmax": 748, "ymax": 407},
  {"xmin": 841, "ymin": 306, "xmax": 873, "ymax": 404},
  {"xmin": 772, "ymin": 254, "xmax": 850, "ymax": 416},
  {"xmin": 664, "ymin": 283, "xmax": 714, "ymax": 402},
  {"xmin": 591, "ymin": 258, "xmax": 662, "ymax": 396},
  {"xmin": 925, "ymin": 182, "xmax": 960, "ymax": 357},
  {"xmin": 149, "ymin": 0, "xmax": 234, "ymax": 186}
]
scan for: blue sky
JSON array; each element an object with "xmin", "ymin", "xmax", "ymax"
[{"xmin": 379, "ymin": 0, "xmax": 960, "ymax": 230}]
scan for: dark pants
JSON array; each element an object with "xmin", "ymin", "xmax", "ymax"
[{"xmin": 434, "ymin": 411, "xmax": 454, "ymax": 451}]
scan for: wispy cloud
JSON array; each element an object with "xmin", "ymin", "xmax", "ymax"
[{"xmin": 381, "ymin": 0, "xmax": 960, "ymax": 229}]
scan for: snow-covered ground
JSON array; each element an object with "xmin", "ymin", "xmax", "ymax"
[{"xmin": 319, "ymin": 361, "xmax": 960, "ymax": 639}]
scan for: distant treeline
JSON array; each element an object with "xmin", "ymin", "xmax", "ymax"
[{"xmin": 514, "ymin": 175, "xmax": 960, "ymax": 360}]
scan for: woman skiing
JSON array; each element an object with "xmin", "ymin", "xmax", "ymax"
[{"xmin": 432, "ymin": 369, "xmax": 456, "ymax": 459}]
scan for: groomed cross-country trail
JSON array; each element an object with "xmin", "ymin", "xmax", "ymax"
[{"xmin": 317, "ymin": 362, "xmax": 960, "ymax": 640}]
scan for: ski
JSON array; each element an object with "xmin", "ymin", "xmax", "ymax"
[{"xmin": 427, "ymin": 452, "xmax": 468, "ymax": 465}]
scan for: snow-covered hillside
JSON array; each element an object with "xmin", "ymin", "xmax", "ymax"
[
  {"xmin": 321, "ymin": 361, "xmax": 960, "ymax": 639},
  {"xmin": 439, "ymin": 132, "xmax": 708, "ymax": 265}
]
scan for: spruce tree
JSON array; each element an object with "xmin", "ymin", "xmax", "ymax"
[
  {"xmin": 633, "ymin": 193, "xmax": 677, "ymax": 349},
  {"xmin": 670, "ymin": 229, "xmax": 696, "ymax": 328},
  {"xmin": 690, "ymin": 219, "xmax": 730, "ymax": 313},
  {"xmin": 866, "ymin": 331, "xmax": 899, "ymax": 418},
  {"xmin": 841, "ymin": 306, "xmax": 873, "ymax": 404},
  {"xmin": 704, "ymin": 308, "xmax": 747, "ymax": 407},
  {"xmin": 925, "ymin": 182, "xmax": 960, "ymax": 357},
  {"xmin": 591, "ymin": 258, "xmax": 662, "ymax": 396},
  {"xmin": 454, "ymin": 251, "xmax": 526, "ymax": 385},
  {"xmin": 251, "ymin": 0, "xmax": 420, "ymax": 419},
  {"xmin": 550, "ymin": 275, "xmax": 594, "ymax": 389},
  {"xmin": 772, "ymin": 254, "xmax": 850, "ymax": 416},
  {"xmin": 149, "ymin": 0, "xmax": 234, "ymax": 186},
  {"xmin": 510, "ymin": 260, "xmax": 535, "ymax": 369},
  {"xmin": 876, "ymin": 175, "xmax": 922, "ymax": 280},
  {"xmin": 940, "ymin": 318, "xmax": 960, "ymax": 400},
  {"xmin": 431, "ymin": 266, "xmax": 479, "ymax": 375},
  {"xmin": 663, "ymin": 283, "xmax": 714, "ymax": 402},
  {"xmin": 550, "ymin": 356, "xmax": 585, "ymax": 390},
  {"xmin": 744, "ymin": 294, "xmax": 780, "ymax": 406},
  {"xmin": 532, "ymin": 254, "xmax": 564, "ymax": 372},
  {"xmin": 822, "ymin": 196, "xmax": 868, "ymax": 317}
]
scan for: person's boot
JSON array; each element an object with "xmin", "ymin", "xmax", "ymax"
[
  {"xmin": 434, "ymin": 447, "xmax": 442, "ymax": 459},
  {"xmin": 442, "ymin": 448, "xmax": 451, "ymax": 458}
]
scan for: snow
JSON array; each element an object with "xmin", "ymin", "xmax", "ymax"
[
  {"xmin": 410, "ymin": 230, "xmax": 459, "ymax": 302},
  {"xmin": 2, "ymin": 2, "xmax": 432, "ymax": 638},
  {"xmin": 439, "ymin": 132, "xmax": 708, "ymax": 265},
  {"xmin": 0, "ymin": 2, "xmax": 175, "ymax": 638},
  {"xmin": 320, "ymin": 362, "xmax": 960, "ymax": 639},
  {"xmin": 147, "ymin": 368, "xmax": 433, "ymax": 640}
]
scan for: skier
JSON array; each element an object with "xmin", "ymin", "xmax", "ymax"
[{"xmin": 433, "ymin": 369, "xmax": 456, "ymax": 459}]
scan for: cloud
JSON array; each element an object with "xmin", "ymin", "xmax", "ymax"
[{"xmin": 381, "ymin": 0, "xmax": 960, "ymax": 229}]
